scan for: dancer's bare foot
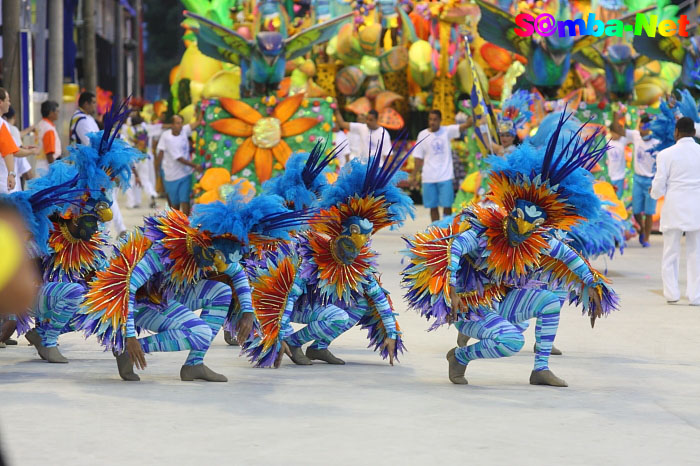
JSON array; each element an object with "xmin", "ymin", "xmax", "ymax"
[
  {"xmin": 288, "ymin": 345, "xmax": 313, "ymax": 365},
  {"xmin": 306, "ymin": 347, "xmax": 345, "ymax": 365},
  {"xmin": 180, "ymin": 364, "xmax": 227, "ymax": 382},
  {"xmin": 529, "ymin": 369, "xmax": 568, "ymax": 387},
  {"xmin": 115, "ymin": 350, "xmax": 140, "ymax": 381},
  {"xmin": 446, "ymin": 347, "xmax": 468, "ymax": 384}
]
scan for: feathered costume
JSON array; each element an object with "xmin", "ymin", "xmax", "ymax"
[
  {"xmin": 401, "ymin": 113, "xmax": 619, "ymax": 385},
  {"xmin": 10, "ymin": 100, "xmax": 141, "ymax": 359},
  {"xmin": 243, "ymin": 135, "xmax": 415, "ymax": 367},
  {"xmin": 78, "ymin": 178, "xmax": 312, "ymax": 379}
]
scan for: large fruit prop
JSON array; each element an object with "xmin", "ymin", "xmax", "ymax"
[
  {"xmin": 194, "ymin": 92, "xmax": 332, "ymax": 188},
  {"xmin": 330, "ymin": 2, "xmax": 411, "ymax": 129},
  {"xmin": 194, "ymin": 167, "xmax": 256, "ymax": 204}
]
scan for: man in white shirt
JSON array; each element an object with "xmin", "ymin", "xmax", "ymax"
[
  {"xmin": 121, "ymin": 109, "xmax": 159, "ymax": 209},
  {"xmin": 411, "ymin": 109, "xmax": 473, "ymax": 222},
  {"xmin": 627, "ymin": 115, "xmax": 659, "ymax": 247},
  {"xmin": 332, "ymin": 126, "xmax": 351, "ymax": 168},
  {"xmin": 157, "ymin": 114, "xmax": 202, "ymax": 215},
  {"xmin": 335, "ymin": 109, "xmax": 391, "ymax": 164},
  {"xmin": 605, "ymin": 125, "xmax": 627, "ymax": 197},
  {"xmin": 69, "ymin": 92, "xmax": 100, "ymax": 146},
  {"xmin": 35, "ymin": 100, "xmax": 61, "ymax": 176},
  {"xmin": 69, "ymin": 92, "xmax": 127, "ymax": 238},
  {"xmin": 650, "ymin": 117, "xmax": 700, "ymax": 305},
  {"xmin": 2, "ymin": 107, "xmax": 35, "ymax": 192}
]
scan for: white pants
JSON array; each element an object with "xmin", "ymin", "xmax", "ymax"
[
  {"xmin": 661, "ymin": 229, "xmax": 700, "ymax": 304},
  {"xmin": 125, "ymin": 156, "xmax": 157, "ymax": 207},
  {"xmin": 107, "ymin": 188, "xmax": 126, "ymax": 237}
]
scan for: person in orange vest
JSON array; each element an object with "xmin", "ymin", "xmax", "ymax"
[{"xmin": 35, "ymin": 101, "xmax": 62, "ymax": 176}]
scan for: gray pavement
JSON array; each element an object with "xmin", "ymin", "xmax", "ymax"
[{"xmin": 2, "ymin": 196, "xmax": 699, "ymax": 465}]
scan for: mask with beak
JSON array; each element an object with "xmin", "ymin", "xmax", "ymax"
[
  {"xmin": 505, "ymin": 199, "xmax": 546, "ymax": 246},
  {"xmin": 331, "ymin": 216, "xmax": 373, "ymax": 265}
]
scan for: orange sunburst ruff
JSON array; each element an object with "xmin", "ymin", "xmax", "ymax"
[
  {"xmin": 306, "ymin": 230, "xmax": 375, "ymax": 302},
  {"xmin": 475, "ymin": 172, "xmax": 585, "ymax": 281},
  {"xmin": 147, "ymin": 209, "xmax": 212, "ymax": 289},
  {"xmin": 82, "ymin": 231, "xmax": 152, "ymax": 351},
  {"xmin": 45, "ymin": 221, "xmax": 109, "ymax": 279},
  {"xmin": 248, "ymin": 255, "xmax": 298, "ymax": 367}
]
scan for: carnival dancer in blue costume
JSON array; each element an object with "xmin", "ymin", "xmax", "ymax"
[
  {"xmin": 78, "ymin": 183, "xmax": 312, "ymax": 382},
  {"xmin": 18, "ymin": 100, "xmax": 142, "ymax": 363},
  {"xmin": 401, "ymin": 113, "xmax": 619, "ymax": 387},
  {"xmin": 244, "ymin": 135, "xmax": 415, "ymax": 367},
  {"xmin": 254, "ymin": 140, "xmax": 358, "ymax": 366}
]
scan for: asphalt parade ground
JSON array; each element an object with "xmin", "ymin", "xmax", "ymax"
[{"xmin": 2, "ymin": 200, "xmax": 699, "ymax": 465}]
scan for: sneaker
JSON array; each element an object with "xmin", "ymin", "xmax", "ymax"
[
  {"xmin": 149, "ymin": 197, "xmax": 157, "ymax": 209},
  {"xmin": 638, "ymin": 234, "xmax": 646, "ymax": 246},
  {"xmin": 642, "ymin": 241, "xmax": 651, "ymax": 248}
]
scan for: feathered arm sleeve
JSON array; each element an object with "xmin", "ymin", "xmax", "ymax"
[
  {"xmin": 401, "ymin": 225, "xmax": 479, "ymax": 329},
  {"xmin": 222, "ymin": 261, "xmax": 253, "ymax": 314},
  {"xmin": 364, "ymin": 276, "xmax": 398, "ymax": 339},
  {"xmin": 126, "ymin": 249, "xmax": 164, "ymax": 337},
  {"xmin": 544, "ymin": 237, "xmax": 619, "ymax": 317}
]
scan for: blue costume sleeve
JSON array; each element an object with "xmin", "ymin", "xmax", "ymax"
[
  {"xmin": 223, "ymin": 261, "xmax": 253, "ymax": 314},
  {"xmin": 365, "ymin": 276, "xmax": 398, "ymax": 339},
  {"xmin": 280, "ymin": 274, "xmax": 304, "ymax": 340},
  {"xmin": 546, "ymin": 237, "xmax": 619, "ymax": 316},
  {"xmin": 448, "ymin": 229, "xmax": 480, "ymax": 287},
  {"xmin": 126, "ymin": 249, "xmax": 164, "ymax": 337}
]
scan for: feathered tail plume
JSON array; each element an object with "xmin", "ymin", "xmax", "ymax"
[
  {"xmin": 541, "ymin": 110, "xmax": 608, "ymax": 186},
  {"xmin": 99, "ymin": 96, "xmax": 131, "ymax": 155},
  {"xmin": 676, "ymin": 89, "xmax": 700, "ymax": 123},
  {"xmin": 300, "ymin": 138, "xmax": 343, "ymax": 188}
]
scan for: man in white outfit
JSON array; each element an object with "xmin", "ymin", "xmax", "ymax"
[
  {"xmin": 70, "ymin": 91, "xmax": 126, "ymax": 238},
  {"xmin": 334, "ymin": 109, "xmax": 391, "ymax": 164},
  {"xmin": 121, "ymin": 109, "xmax": 159, "ymax": 209},
  {"xmin": 650, "ymin": 117, "xmax": 700, "ymax": 305}
]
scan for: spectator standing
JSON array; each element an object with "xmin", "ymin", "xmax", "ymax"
[
  {"xmin": 0, "ymin": 88, "xmax": 20, "ymax": 191},
  {"xmin": 35, "ymin": 100, "xmax": 61, "ymax": 175},
  {"xmin": 69, "ymin": 92, "xmax": 100, "ymax": 145},
  {"xmin": 2, "ymin": 107, "xmax": 35, "ymax": 192},
  {"xmin": 156, "ymin": 114, "xmax": 202, "ymax": 215},
  {"xmin": 605, "ymin": 124, "xmax": 627, "ymax": 196},
  {"xmin": 122, "ymin": 109, "xmax": 159, "ymax": 209},
  {"xmin": 650, "ymin": 117, "xmax": 700, "ymax": 305},
  {"xmin": 411, "ymin": 109, "xmax": 472, "ymax": 222},
  {"xmin": 332, "ymin": 125, "xmax": 351, "ymax": 168},
  {"xmin": 335, "ymin": 109, "xmax": 391, "ymax": 163},
  {"xmin": 69, "ymin": 91, "xmax": 126, "ymax": 238},
  {"xmin": 614, "ymin": 113, "xmax": 659, "ymax": 247}
]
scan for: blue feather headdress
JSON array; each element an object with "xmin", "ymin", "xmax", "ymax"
[
  {"xmin": 650, "ymin": 100, "xmax": 677, "ymax": 153},
  {"xmin": 317, "ymin": 132, "xmax": 415, "ymax": 232},
  {"xmin": 191, "ymin": 189, "xmax": 316, "ymax": 245},
  {"xmin": 487, "ymin": 111, "xmax": 608, "ymax": 222},
  {"xmin": 261, "ymin": 138, "xmax": 343, "ymax": 209},
  {"xmin": 2, "ymin": 162, "xmax": 85, "ymax": 254},
  {"xmin": 676, "ymin": 89, "xmax": 700, "ymax": 123},
  {"xmin": 526, "ymin": 110, "xmax": 583, "ymax": 151},
  {"xmin": 498, "ymin": 90, "xmax": 532, "ymax": 135}
]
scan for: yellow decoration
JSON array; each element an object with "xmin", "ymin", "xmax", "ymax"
[
  {"xmin": 202, "ymin": 69, "xmax": 242, "ymax": 100},
  {"xmin": 178, "ymin": 43, "xmax": 222, "ymax": 84},
  {"xmin": 252, "ymin": 117, "xmax": 282, "ymax": 149},
  {"xmin": 593, "ymin": 181, "xmax": 628, "ymax": 220}
]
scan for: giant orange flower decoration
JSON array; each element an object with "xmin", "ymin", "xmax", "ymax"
[{"xmin": 210, "ymin": 93, "xmax": 319, "ymax": 182}]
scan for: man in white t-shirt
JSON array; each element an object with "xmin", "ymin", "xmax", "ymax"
[
  {"xmin": 35, "ymin": 100, "xmax": 62, "ymax": 176},
  {"xmin": 628, "ymin": 115, "xmax": 659, "ymax": 248},
  {"xmin": 2, "ymin": 108, "xmax": 35, "ymax": 193},
  {"xmin": 156, "ymin": 114, "xmax": 202, "ymax": 215},
  {"xmin": 332, "ymin": 127, "xmax": 351, "ymax": 168},
  {"xmin": 335, "ymin": 109, "xmax": 391, "ymax": 163},
  {"xmin": 121, "ymin": 109, "xmax": 159, "ymax": 209},
  {"xmin": 605, "ymin": 125, "xmax": 627, "ymax": 197},
  {"xmin": 411, "ymin": 109, "xmax": 473, "ymax": 222}
]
